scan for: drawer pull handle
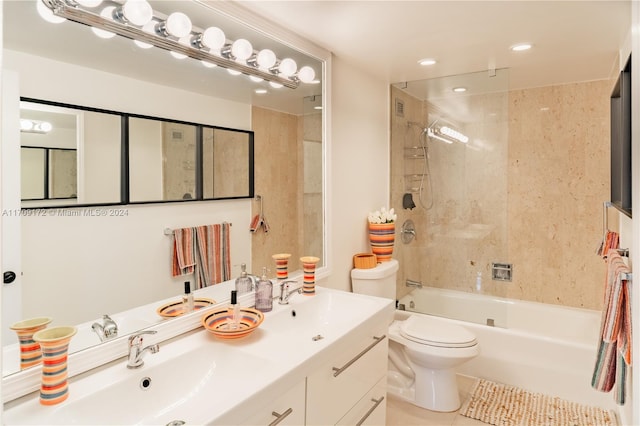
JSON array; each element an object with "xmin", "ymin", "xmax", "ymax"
[
  {"xmin": 356, "ymin": 396, "xmax": 385, "ymax": 426},
  {"xmin": 269, "ymin": 407, "xmax": 293, "ymax": 426},
  {"xmin": 332, "ymin": 335, "xmax": 386, "ymax": 377}
]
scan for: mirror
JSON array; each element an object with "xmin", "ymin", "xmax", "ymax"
[
  {"xmin": 2, "ymin": 0, "xmax": 326, "ymax": 380},
  {"xmin": 20, "ymin": 147, "xmax": 78, "ymax": 200}
]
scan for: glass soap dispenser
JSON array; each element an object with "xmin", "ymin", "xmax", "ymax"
[
  {"xmin": 235, "ymin": 263, "xmax": 253, "ymax": 295},
  {"xmin": 254, "ymin": 267, "xmax": 273, "ymax": 312}
]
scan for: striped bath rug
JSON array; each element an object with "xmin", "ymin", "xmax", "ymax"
[{"xmin": 460, "ymin": 379, "xmax": 618, "ymax": 426}]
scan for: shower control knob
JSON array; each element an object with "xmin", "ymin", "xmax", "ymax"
[{"xmin": 3, "ymin": 271, "xmax": 16, "ymax": 284}]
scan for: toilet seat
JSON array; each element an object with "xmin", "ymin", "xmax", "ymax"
[{"xmin": 399, "ymin": 316, "xmax": 477, "ymax": 348}]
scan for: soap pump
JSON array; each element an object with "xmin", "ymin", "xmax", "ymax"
[
  {"xmin": 254, "ymin": 267, "xmax": 273, "ymax": 312},
  {"xmin": 235, "ymin": 263, "xmax": 253, "ymax": 295},
  {"xmin": 183, "ymin": 281, "xmax": 195, "ymax": 313}
]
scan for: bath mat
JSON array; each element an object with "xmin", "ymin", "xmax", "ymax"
[{"xmin": 460, "ymin": 378, "xmax": 618, "ymax": 426}]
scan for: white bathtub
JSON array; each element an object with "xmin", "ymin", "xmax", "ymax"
[{"xmin": 397, "ymin": 287, "xmax": 617, "ymax": 411}]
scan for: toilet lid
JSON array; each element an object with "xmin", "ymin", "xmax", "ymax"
[{"xmin": 399, "ymin": 316, "xmax": 477, "ymax": 348}]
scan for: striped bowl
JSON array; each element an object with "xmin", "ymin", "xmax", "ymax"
[
  {"xmin": 202, "ymin": 307, "xmax": 264, "ymax": 339},
  {"xmin": 156, "ymin": 298, "xmax": 216, "ymax": 318}
]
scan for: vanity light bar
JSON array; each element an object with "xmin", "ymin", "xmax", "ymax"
[{"xmin": 39, "ymin": 0, "xmax": 304, "ymax": 89}]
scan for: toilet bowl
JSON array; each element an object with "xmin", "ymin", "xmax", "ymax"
[{"xmin": 351, "ymin": 260, "xmax": 479, "ymax": 412}]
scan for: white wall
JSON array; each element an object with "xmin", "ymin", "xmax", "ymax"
[
  {"xmin": 323, "ymin": 56, "xmax": 390, "ymax": 292},
  {"xmin": 4, "ymin": 50, "xmax": 253, "ymax": 326}
]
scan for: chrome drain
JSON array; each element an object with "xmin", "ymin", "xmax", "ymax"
[{"xmin": 140, "ymin": 377, "xmax": 152, "ymax": 390}]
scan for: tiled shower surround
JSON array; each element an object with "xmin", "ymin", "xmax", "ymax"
[{"xmin": 391, "ymin": 78, "xmax": 613, "ymax": 311}]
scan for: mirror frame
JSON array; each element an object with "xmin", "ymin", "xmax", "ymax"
[
  {"xmin": 2, "ymin": 1, "xmax": 332, "ymax": 403},
  {"xmin": 20, "ymin": 97, "xmax": 255, "ymax": 208}
]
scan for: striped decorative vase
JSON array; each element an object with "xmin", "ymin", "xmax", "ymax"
[
  {"xmin": 10, "ymin": 317, "xmax": 52, "ymax": 370},
  {"xmin": 33, "ymin": 326, "xmax": 77, "ymax": 406},
  {"xmin": 272, "ymin": 253, "xmax": 292, "ymax": 280},
  {"xmin": 368, "ymin": 222, "xmax": 396, "ymax": 262},
  {"xmin": 300, "ymin": 256, "xmax": 320, "ymax": 295}
]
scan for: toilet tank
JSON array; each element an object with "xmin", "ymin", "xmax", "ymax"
[{"xmin": 351, "ymin": 259, "xmax": 399, "ymax": 300}]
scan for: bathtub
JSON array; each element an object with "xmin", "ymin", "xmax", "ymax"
[{"xmin": 397, "ymin": 286, "xmax": 618, "ymax": 411}]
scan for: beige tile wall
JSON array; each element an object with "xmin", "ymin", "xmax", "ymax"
[{"xmin": 391, "ymin": 79, "xmax": 613, "ymax": 310}]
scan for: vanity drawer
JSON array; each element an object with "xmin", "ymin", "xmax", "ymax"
[
  {"xmin": 336, "ymin": 376, "xmax": 387, "ymax": 426},
  {"xmin": 239, "ymin": 379, "xmax": 306, "ymax": 426},
  {"xmin": 306, "ymin": 333, "xmax": 387, "ymax": 425}
]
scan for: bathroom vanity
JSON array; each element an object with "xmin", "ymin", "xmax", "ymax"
[{"xmin": 3, "ymin": 286, "xmax": 394, "ymax": 425}]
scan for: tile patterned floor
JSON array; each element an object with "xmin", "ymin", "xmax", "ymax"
[{"xmin": 386, "ymin": 374, "xmax": 486, "ymax": 426}]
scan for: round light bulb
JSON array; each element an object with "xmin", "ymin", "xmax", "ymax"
[
  {"xmin": 76, "ymin": 0, "xmax": 103, "ymax": 7},
  {"xmin": 91, "ymin": 7, "xmax": 116, "ymax": 39},
  {"xmin": 278, "ymin": 58, "xmax": 297, "ymax": 77},
  {"xmin": 269, "ymin": 81, "xmax": 284, "ymax": 89},
  {"xmin": 20, "ymin": 119, "xmax": 34, "ymax": 131},
  {"xmin": 36, "ymin": 0, "xmax": 66, "ymax": 24},
  {"xmin": 122, "ymin": 0, "xmax": 152, "ymax": 26},
  {"xmin": 201, "ymin": 27, "xmax": 226, "ymax": 50},
  {"xmin": 165, "ymin": 12, "xmax": 192, "ymax": 38},
  {"xmin": 35, "ymin": 122, "xmax": 52, "ymax": 133},
  {"xmin": 297, "ymin": 66, "xmax": 316, "ymax": 83},
  {"xmin": 256, "ymin": 49, "xmax": 276, "ymax": 69},
  {"xmin": 231, "ymin": 39, "xmax": 253, "ymax": 61}
]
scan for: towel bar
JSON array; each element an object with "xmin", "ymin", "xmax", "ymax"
[{"xmin": 164, "ymin": 222, "xmax": 232, "ymax": 235}]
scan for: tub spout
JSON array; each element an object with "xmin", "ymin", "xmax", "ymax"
[{"xmin": 406, "ymin": 279, "xmax": 423, "ymax": 289}]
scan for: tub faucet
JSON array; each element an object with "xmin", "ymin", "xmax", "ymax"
[
  {"xmin": 91, "ymin": 314, "xmax": 118, "ymax": 342},
  {"xmin": 127, "ymin": 330, "xmax": 159, "ymax": 369},
  {"xmin": 278, "ymin": 280, "xmax": 302, "ymax": 304},
  {"xmin": 405, "ymin": 279, "xmax": 423, "ymax": 289}
]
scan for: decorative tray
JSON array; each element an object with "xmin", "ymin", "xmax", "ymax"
[
  {"xmin": 156, "ymin": 298, "xmax": 216, "ymax": 318},
  {"xmin": 202, "ymin": 307, "xmax": 264, "ymax": 339}
]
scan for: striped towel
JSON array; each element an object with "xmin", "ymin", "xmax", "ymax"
[
  {"xmin": 591, "ymin": 251, "xmax": 632, "ymax": 405},
  {"xmin": 171, "ymin": 223, "xmax": 231, "ymax": 289},
  {"xmin": 171, "ymin": 227, "xmax": 196, "ymax": 276},
  {"xmin": 194, "ymin": 223, "xmax": 231, "ymax": 289},
  {"xmin": 599, "ymin": 231, "xmax": 620, "ymax": 259}
]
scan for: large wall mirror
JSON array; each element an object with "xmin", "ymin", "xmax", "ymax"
[{"xmin": 2, "ymin": 0, "xmax": 327, "ymax": 382}]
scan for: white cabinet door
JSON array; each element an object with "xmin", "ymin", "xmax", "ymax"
[
  {"xmin": 240, "ymin": 379, "xmax": 306, "ymax": 426},
  {"xmin": 336, "ymin": 377, "xmax": 387, "ymax": 426},
  {"xmin": 306, "ymin": 334, "xmax": 387, "ymax": 425}
]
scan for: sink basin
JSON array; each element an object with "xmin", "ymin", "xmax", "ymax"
[{"xmin": 3, "ymin": 333, "xmax": 277, "ymax": 425}]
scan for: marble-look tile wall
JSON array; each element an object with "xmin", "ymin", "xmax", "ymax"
[{"xmin": 391, "ymin": 79, "xmax": 612, "ymax": 310}]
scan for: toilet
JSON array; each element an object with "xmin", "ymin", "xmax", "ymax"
[{"xmin": 351, "ymin": 259, "xmax": 479, "ymax": 412}]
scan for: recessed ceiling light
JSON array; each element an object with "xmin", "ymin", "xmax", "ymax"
[
  {"xmin": 511, "ymin": 43, "xmax": 532, "ymax": 52},
  {"xmin": 452, "ymin": 87, "xmax": 467, "ymax": 93},
  {"xmin": 418, "ymin": 58, "xmax": 437, "ymax": 66}
]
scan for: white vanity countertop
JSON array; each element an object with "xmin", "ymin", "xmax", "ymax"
[{"xmin": 3, "ymin": 286, "xmax": 394, "ymax": 425}]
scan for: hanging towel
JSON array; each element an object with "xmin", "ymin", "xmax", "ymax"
[
  {"xmin": 193, "ymin": 223, "xmax": 231, "ymax": 289},
  {"xmin": 591, "ymin": 251, "xmax": 632, "ymax": 405},
  {"xmin": 171, "ymin": 227, "xmax": 196, "ymax": 277},
  {"xmin": 599, "ymin": 231, "xmax": 620, "ymax": 259}
]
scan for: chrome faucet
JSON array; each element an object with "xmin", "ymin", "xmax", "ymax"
[
  {"xmin": 91, "ymin": 314, "xmax": 118, "ymax": 342},
  {"xmin": 278, "ymin": 280, "xmax": 302, "ymax": 305},
  {"xmin": 405, "ymin": 279, "xmax": 423, "ymax": 289},
  {"xmin": 127, "ymin": 330, "xmax": 159, "ymax": 369}
]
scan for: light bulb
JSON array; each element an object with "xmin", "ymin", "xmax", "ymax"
[
  {"xmin": 200, "ymin": 27, "xmax": 226, "ymax": 49},
  {"xmin": 121, "ymin": 0, "xmax": 152, "ymax": 26},
  {"xmin": 133, "ymin": 21, "xmax": 155, "ymax": 48},
  {"xmin": 165, "ymin": 12, "xmax": 192, "ymax": 38},
  {"xmin": 231, "ymin": 39, "xmax": 253, "ymax": 61},
  {"xmin": 278, "ymin": 58, "xmax": 297, "ymax": 77},
  {"xmin": 36, "ymin": 0, "xmax": 66, "ymax": 24},
  {"xmin": 297, "ymin": 66, "xmax": 315, "ymax": 83},
  {"xmin": 91, "ymin": 7, "xmax": 116, "ymax": 39},
  {"xmin": 256, "ymin": 49, "xmax": 276, "ymax": 70},
  {"xmin": 20, "ymin": 119, "xmax": 34, "ymax": 131},
  {"xmin": 76, "ymin": 0, "xmax": 102, "ymax": 7},
  {"xmin": 35, "ymin": 122, "xmax": 52, "ymax": 133},
  {"xmin": 269, "ymin": 81, "xmax": 283, "ymax": 89}
]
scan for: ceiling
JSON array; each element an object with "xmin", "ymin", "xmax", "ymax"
[{"xmin": 238, "ymin": 0, "xmax": 631, "ymax": 90}]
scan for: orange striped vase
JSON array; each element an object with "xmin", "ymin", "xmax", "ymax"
[
  {"xmin": 272, "ymin": 253, "xmax": 292, "ymax": 280},
  {"xmin": 10, "ymin": 317, "xmax": 52, "ymax": 370},
  {"xmin": 33, "ymin": 326, "xmax": 77, "ymax": 406},
  {"xmin": 368, "ymin": 222, "xmax": 395, "ymax": 262},
  {"xmin": 300, "ymin": 256, "xmax": 320, "ymax": 295}
]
